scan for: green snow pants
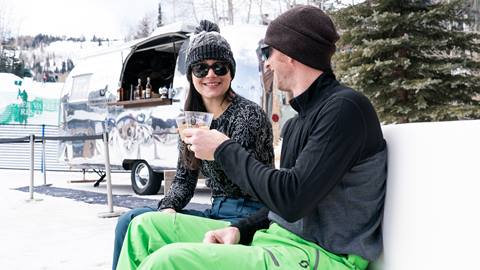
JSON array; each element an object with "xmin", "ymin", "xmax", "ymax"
[{"xmin": 116, "ymin": 212, "xmax": 369, "ymax": 270}]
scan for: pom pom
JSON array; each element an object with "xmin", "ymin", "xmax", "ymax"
[{"xmin": 195, "ymin": 20, "xmax": 220, "ymax": 34}]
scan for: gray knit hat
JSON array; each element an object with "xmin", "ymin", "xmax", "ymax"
[
  {"xmin": 265, "ymin": 5, "xmax": 339, "ymax": 71},
  {"xmin": 185, "ymin": 20, "xmax": 236, "ymax": 78}
]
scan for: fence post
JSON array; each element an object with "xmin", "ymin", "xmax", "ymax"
[
  {"xmin": 42, "ymin": 124, "xmax": 47, "ymax": 185},
  {"xmin": 104, "ymin": 131, "xmax": 113, "ymax": 213},
  {"xmin": 98, "ymin": 131, "xmax": 123, "ymax": 218},
  {"xmin": 26, "ymin": 134, "xmax": 42, "ymax": 202},
  {"xmin": 29, "ymin": 134, "xmax": 34, "ymax": 200}
]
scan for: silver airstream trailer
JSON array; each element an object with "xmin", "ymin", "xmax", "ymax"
[{"xmin": 59, "ymin": 22, "xmax": 270, "ymax": 195}]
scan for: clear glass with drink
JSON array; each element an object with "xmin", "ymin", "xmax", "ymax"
[{"xmin": 175, "ymin": 111, "xmax": 213, "ymax": 141}]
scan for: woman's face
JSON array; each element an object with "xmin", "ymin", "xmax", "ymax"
[{"xmin": 191, "ymin": 59, "xmax": 232, "ymax": 101}]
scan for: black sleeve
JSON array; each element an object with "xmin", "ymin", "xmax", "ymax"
[
  {"xmin": 215, "ymin": 98, "xmax": 366, "ymax": 222},
  {"xmin": 231, "ymin": 207, "xmax": 270, "ymax": 245}
]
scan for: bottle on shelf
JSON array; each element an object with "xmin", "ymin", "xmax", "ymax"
[
  {"xmin": 129, "ymin": 84, "xmax": 134, "ymax": 100},
  {"xmin": 134, "ymin": 78, "xmax": 142, "ymax": 100},
  {"xmin": 116, "ymin": 81, "xmax": 124, "ymax": 102},
  {"xmin": 145, "ymin": 77, "xmax": 152, "ymax": 99}
]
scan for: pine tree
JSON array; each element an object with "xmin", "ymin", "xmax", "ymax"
[
  {"xmin": 135, "ymin": 15, "xmax": 153, "ymax": 39},
  {"xmin": 12, "ymin": 57, "xmax": 25, "ymax": 78},
  {"xmin": 0, "ymin": 50, "xmax": 8, "ymax": 73},
  {"xmin": 61, "ymin": 61, "xmax": 66, "ymax": 73},
  {"xmin": 472, "ymin": 0, "xmax": 480, "ymax": 32},
  {"xmin": 66, "ymin": 59, "xmax": 74, "ymax": 72},
  {"xmin": 332, "ymin": 0, "xmax": 480, "ymax": 123}
]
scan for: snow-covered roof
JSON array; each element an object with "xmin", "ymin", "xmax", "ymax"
[{"xmin": 149, "ymin": 22, "xmax": 196, "ymax": 37}]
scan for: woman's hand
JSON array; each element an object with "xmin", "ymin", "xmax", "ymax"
[{"xmin": 203, "ymin": 227, "xmax": 240, "ymax": 244}]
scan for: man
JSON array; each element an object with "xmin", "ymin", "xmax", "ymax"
[{"xmin": 118, "ymin": 5, "xmax": 387, "ymax": 270}]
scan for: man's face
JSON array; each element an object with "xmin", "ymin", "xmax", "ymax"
[{"xmin": 264, "ymin": 48, "xmax": 292, "ymax": 93}]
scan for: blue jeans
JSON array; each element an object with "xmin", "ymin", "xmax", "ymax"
[{"xmin": 112, "ymin": 197, "xmax": 264, "ymax": 270}]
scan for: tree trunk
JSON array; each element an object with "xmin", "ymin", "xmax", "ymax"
[
  {"xmin": 395, "ymin": 47, "xmax": 408, "ymax": 103},
  {"xmin": 259, "ymin": 0, "xmax": 270, "ymax": 25},
  {"xmin": 211, "ymin": 0, "xmax": 219, "ymax": 24},
  {"xmin": 174, "ymin": 0, "xmax": 177, "ymax": 21},
  {"xmin": 246, "ymin": 0, "xmax": 252, "ymax": 24},
  {"xmin": 227, "ymin": 0, "xmax": 234, "ymax": 25},
  {"xmin": 191, "ymin": 0, "xmax": 199, "ymax": 24},
  {"xmin": 157, "ymin": 2, "xmax": 163, "ymax": 27}
]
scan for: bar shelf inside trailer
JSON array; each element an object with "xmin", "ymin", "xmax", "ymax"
[{"xmin": 108, "ymin": 98, "xmax": 174, "ymax": 109}]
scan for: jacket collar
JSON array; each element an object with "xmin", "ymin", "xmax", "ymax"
[{"xmin": 290, "ymin": 70, "xmax": 338, "ymax": 117}]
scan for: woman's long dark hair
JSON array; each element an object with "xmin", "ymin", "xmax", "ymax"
[{"xmin": 181, "ymin": 69, "xmax": 235, "ymax": 170}]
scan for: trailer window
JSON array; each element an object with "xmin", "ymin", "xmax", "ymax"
[{"xmin": 71, "ymin": 74, "xmax": 92, "ymax": 101}]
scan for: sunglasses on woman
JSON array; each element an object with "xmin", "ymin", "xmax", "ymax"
[{"xmin": 191, "ymin": 62, "xmax": 230, "ymax": 78}]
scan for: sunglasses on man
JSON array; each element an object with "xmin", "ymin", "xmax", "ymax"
[
  {"xmin": 261, "ymin": 45, "xmax": 272, "ymax": 61},
  {"xmin": 191, "ymin": 62, "xmax": 230, "ymax": 78}
]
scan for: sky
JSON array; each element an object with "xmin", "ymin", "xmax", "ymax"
[
  {"xmin": 3, "ymin": 0, "xmax": 159, "ymax": 39},
  {"xmin": 1, "ymin": 0, "xmax": 361, "ymax": 40}
]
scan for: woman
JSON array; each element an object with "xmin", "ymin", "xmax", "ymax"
[{"xmin": 112, "ymin": 20, "xmax": 273, "ymax": 270}]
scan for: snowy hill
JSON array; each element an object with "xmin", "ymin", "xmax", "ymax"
[{"xmin": 18, "ymin": 39, "xmax": 124, "ymax": 82}]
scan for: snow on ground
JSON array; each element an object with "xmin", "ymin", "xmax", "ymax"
[{"xmin": 0, "ymin": 169, "xmax": 210, "ymax": 270}]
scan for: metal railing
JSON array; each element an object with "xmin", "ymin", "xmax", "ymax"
[
  {"xmin": 0, "ymin": 124, "xmax": 70, "ymax": 171},
  {"xmin": 0, "ymin": 131, "xmax": 122, "ymax": 217}
]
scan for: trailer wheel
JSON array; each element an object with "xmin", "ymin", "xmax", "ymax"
[{"xmin": 131, "ymin": 161, "xmax": 163, "ymax": 195}]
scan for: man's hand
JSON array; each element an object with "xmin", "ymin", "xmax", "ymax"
[
  {"xmin": 183, "ymin": 128, "xmax": 230, "ymax": 161},
  {"xmin": 161, "ymin": 208, "xmax": 176, "ymax": 214},
  {"xmin": 203, "ymin": 227, "xmax": 240, "ymax": 244}
]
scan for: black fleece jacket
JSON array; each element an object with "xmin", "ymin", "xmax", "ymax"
[{"xmin": 215, "ymin": 71, "xmax": 385, "ymax": 247}]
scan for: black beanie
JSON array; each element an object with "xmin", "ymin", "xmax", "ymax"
[
  {"xmin": 264, "ymin": 5, "xmax": 339, "ymax": 71},
  {"xmin": 185, "ymin": 20, "xmax": 236, "ymax": 78}
]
